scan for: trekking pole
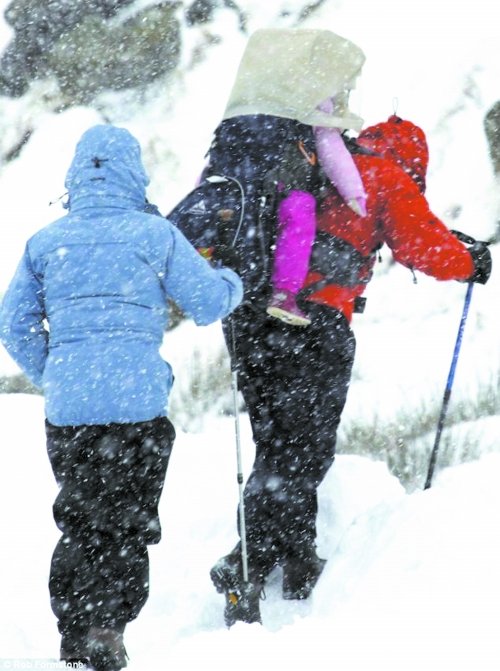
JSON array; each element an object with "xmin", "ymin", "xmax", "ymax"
[
  {"xmin": 215, "ymin": 205, "xmax": 250, "ymax": 583},
  {"xmin": 228, "ymin": 317, "xmax": 249, "ymax": 583},
  {"xmin": 424, "ymin": 281, "xmax": 474, "ymax": 489}
]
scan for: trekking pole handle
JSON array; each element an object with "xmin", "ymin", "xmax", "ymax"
[{"xmin": 206, "ymin": 174, "xmax": 246, "ymax": 246}]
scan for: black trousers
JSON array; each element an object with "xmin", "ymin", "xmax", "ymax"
[
  {"xmin": 45, "ymin": 417, "xmax": 175, "ymax": 637},
  {"xmin": 223, "ymin": 302, "xmax": 355, "ymax": 578}
]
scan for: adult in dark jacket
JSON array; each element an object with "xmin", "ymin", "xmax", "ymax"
[
  {"xmin": 0, "ymin": 124, "xmax": 243, "ymax": 669},
  {"xmin": 173, "ymin": 115, "xmax": 492, "ymax": 627}
]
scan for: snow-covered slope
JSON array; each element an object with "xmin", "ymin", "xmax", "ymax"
[{"xmin": 1, "ymin": 393, "xmax": 499, "ymax": 670}]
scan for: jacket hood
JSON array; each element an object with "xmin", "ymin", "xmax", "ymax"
[
  {"xmin": 357, "ymin": 115, "xmax": 429, "ymax": 192},
  {"xmin": 64, "ymin": 124, "xmax": 149, "ymax": 211},
  {"xmin": 223, "ymin": 28, "xmax": 365, "ymax": 131}
]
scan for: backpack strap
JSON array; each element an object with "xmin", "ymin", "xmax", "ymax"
[
  {"xmin": 273, "ymin": 123, "xmax": 320, "ymax": 195},
  {"xmin": 298, "ymin": 232, "xmax": 379, "ymax": 313}
]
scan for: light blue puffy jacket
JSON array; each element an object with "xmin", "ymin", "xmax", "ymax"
[{"xmin": 0, "ymin": 125, "xmax": 243, "ymax": 426}]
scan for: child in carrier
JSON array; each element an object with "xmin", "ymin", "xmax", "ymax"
[{"xmin": 214, "ymin": 28, "xmax": 367, "ymax": 326}]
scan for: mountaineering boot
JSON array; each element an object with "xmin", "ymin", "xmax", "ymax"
[
  {"xmin": 59, "ymin": 626, "xmax": 90, "ymax": 667},
  {"xmin": 282, "ymin": 550, "xmax": 327, "ymax": 600},
  {"xmin": 210, "ymin": 549, "xmax": 263, "ymax": 626},
  {"xmin": 266, "ymin": 289, "xmax": 311, "ymax": 327},
  {"xmin": 222, "ymin": 580, "xmax": 262, "ymax": 627},
  {"xmin": 87, "ymin": 627, "xmax": 128, "ymax": 671}
]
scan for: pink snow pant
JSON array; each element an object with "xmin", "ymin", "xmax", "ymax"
[{"xmin": 272, "ymin": 189, "xmax": 316, "ymax": 294}]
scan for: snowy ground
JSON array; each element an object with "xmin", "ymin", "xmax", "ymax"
[{"xmin": 1, "ymin": 392, "xmax": 500, "ymax": 670}]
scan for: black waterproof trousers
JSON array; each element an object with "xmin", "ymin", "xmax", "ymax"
[
  {"xmin": 45, "ymin": 417, "xmax": 175, "ymax": 639},
  {"xmin": 223, "ymin": 302, "xmax": 355, "ymax": 579}
]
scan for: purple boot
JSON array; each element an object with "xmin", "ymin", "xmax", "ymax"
[{"xmin": 266, "ymin": 289, "xmax": 311, "ymax": 326}]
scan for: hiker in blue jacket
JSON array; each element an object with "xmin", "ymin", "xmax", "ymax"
[{"xmin": 0, "ymin": 124, "xmax": 242, "ymax": 671}]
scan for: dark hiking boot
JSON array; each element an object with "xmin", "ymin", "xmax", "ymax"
[
  {"xmin": 266, "ymin": 289, "xmax": 311, "ymax": 327},
  {"xmin": 222, "ymin": 580, "xmax": 262, "ymax": 627},
  {"xmin": 60, "ymin": 627, "xmax": 90, "ymax": 667},
  {"xmin": 87, "ymin": 627, "xmax": 128, "ymax": 671},
  {"xmin": 282, "ymin": 551, "xmax": 327, "ymax": 600},
  {"xmin": 210, "ymin": 550, "xmax": 263, "ymax": 627}
]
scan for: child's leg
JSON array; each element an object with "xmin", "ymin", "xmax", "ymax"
[{"xmin": 272, "ymin": 190, "xmax": 316, "ymax": 294}]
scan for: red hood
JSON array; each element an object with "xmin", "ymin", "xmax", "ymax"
[{"xmin": 357, "ymin": 115, "xmax": 429, "ymax": 192}]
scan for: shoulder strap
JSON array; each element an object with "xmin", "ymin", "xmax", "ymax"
[{"xmin": 270, "ymin": 123, "xmax": 320, "ymax": 195}]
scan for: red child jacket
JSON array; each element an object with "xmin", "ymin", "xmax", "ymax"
[{"xmin": 303, "ymin": 116, "xmax": 474, "ymax": 321}]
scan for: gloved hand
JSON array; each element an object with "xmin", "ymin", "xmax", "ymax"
[
  {"xmin": 213, "ymin": 208, "xmax": 240, "ymax": 270},
  {"xmin": 468, "ymin": 242, "xmax": 492, "ymax": 284},
  {"xmin": 212, "ymin": 243, "xmax": 241, "ymax": 271}
]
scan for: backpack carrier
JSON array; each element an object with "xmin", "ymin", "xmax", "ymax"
[
  {"xmin": 168, "ymin": 114, "xmax": 318, "ymax": 307},
  {"xmin": 168, "ymin": 118, "xmax": 378, "ymax": 313}
]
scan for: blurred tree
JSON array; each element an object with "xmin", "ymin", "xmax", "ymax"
[
  {"xmin": 0, "ymin": 0, "xmax": 136, "ymax": 96},
  {"xmin": 484, "ymin": 101, "xmax": 500, "ymax": 240},
  {"xmin": 0, "ymin": 0, "xmax": 181, "ymax": 101},
  {"xmin": 484, "ymin": 101, "xmax": 500, "ymax": 176},
  {"xmin": 48, "ymin": 2, "xmax": 181, "ymax": 103}
]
